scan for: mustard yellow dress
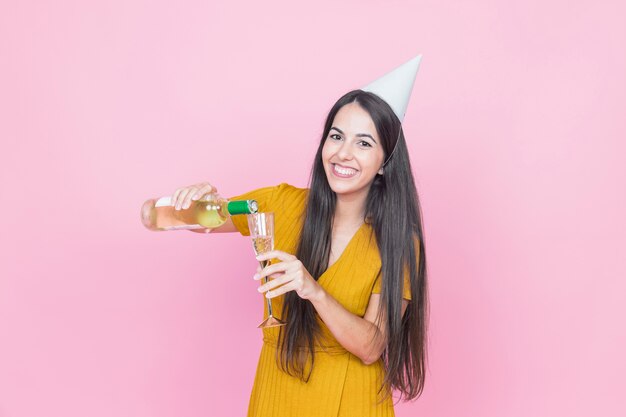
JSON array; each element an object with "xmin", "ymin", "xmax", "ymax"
[{"xmin": 229, "ymin": 183, "xmax": 412, "ymax": 417}]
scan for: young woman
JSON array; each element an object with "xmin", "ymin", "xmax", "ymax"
[{"xmin": 171, "ymin": 89, "xmax": 429, "ymax": 416}]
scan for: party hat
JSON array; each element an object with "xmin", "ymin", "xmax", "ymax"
[
  {"xmin": 361, "ymin": 54, "xmax": 422, "ymax": 166},
  {"xmin": 361, "ymin": 54, "xmax": 422, "ymax": 123}
]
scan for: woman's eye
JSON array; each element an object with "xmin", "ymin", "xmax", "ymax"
[{"xmin": 327, "ymin": 135, "xmax": 371, "ymax": 147}]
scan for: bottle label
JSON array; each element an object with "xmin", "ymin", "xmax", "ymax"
[{"xmin": 155, "ymin": 196, "xmax": 172, "ymax": 207}]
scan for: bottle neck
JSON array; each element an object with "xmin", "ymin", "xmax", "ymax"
[{"xmin": 226, "ymin": 200, "xmax": 258, "ymax": 215}]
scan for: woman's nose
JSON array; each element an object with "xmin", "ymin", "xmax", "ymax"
[{"xmin": 337, "ymin": 140, "xmax": 354, "ymax": 160}]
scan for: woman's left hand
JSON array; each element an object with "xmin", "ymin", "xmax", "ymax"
[{"xmin": 254, "ymin": 250, "xmax": 323, "ymax": 302}]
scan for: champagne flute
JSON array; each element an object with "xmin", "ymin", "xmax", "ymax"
[{"xmin": 247, "ymin": 212, "xmax": 287, "ymax": 328}]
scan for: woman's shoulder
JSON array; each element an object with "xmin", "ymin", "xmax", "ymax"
[
  {"xmin": 274, "ymin": 182, "xmax": 309, "ymax": 200},
  {"xmin": 227, "ymin": 182, "xmax": 308, "ymax": 209},
  {"xmin": 227, "ymin": 182, "xmax": 308, "ymax": 236},
  {"xmin": 272, "ymin": 183, "xmax": 309, "ymax": 216}
]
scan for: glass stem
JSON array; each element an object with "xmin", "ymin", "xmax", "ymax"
[{"xmin": 259, "ymin": 260, "xmax": 274, "ymax": 317}]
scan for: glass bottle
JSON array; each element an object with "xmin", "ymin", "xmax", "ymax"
[{"xmin": 141, "ymin": 193, "xmax": 258, "ymax": 231}]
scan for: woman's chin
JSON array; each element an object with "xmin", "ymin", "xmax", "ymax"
[{"xmin": 327, "ymin": 180, "xmax": 361, "ymax": 196}]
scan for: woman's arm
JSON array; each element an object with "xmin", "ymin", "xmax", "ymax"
[
  {"xmin": 255, "ymin": 250, "xmax": 409, "ymax": 365},
  {"xmin": 310, "ymin": 290, "xmax": 409, "ymax": 365}
]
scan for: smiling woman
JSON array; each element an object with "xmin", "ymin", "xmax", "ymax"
[
  {"xmin": 168, "ymin": 56, "xmax": 428, "ymax": 416},
  {"xmin": 222, "ymin": 87, "xmax": 429, "ymax": 417}
]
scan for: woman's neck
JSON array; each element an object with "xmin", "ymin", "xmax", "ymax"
[{"xmin": 334, "ymin": 190, "xmax": 367, "ymax": 228}]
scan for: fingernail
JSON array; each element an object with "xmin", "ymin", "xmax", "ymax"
[
  {"xmin": 257, "ymin": 286, "xmax": 263, "ymax": 292},
  {"xmin": 253, "ymin": 273, "xmax": 260, "ymax": 280},
  {"xmin": 255, "ymin": 255, "xmax": 262, "ymax": 260}
]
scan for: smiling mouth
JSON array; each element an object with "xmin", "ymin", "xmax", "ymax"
[{"xmin": 332, "ymin": 163, "xmax": 358, "ymax": 178}]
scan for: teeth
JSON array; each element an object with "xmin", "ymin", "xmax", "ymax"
[{"xmin": 333, "ymin": 164, "xmax": 357, "ymax": 176}]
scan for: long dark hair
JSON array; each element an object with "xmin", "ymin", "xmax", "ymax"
[{"xmin": 276, "ymin": 89, "xmax": 429, "ymax": 403}]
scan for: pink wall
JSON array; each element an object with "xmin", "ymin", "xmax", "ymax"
[{"xmin": 1, "ymin": 1, "xmax": 625, "ymax": 416}]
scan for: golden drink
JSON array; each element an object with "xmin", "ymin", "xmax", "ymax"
[{"xmin": 252, "ymin": 236, "xmax": 273, "ymax": 255}]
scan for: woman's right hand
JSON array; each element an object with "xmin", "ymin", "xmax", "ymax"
[{"xmin": 171, "ymin": 182, "xmax": 218, "ymax": 211}]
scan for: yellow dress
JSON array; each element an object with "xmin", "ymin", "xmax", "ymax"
[{"xmin": 229, "ymin": 183, "xmax": 412, "ymax": 417}]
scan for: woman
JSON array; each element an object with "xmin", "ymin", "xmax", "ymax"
[{"xmin": 171, "ymin": 89, "xmax": 428, "ymax": 416}]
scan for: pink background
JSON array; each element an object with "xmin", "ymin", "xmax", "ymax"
[{"xmin": 1, "ymin": 1, "xmax": 625, "ymax": 416}]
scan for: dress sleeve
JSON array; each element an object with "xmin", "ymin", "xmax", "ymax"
[
  {"xmin": 372, "ymin": 237, "xmax": 420, "ymax": 301},
  {"xmin": 226, "ymin": 183, "xmax": 283, "ymax": 236},
  {"xmin": 372, "ymin": 269, "xmax": 412, "ymax": 301}
]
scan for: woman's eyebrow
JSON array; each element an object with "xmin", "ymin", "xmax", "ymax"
[{"xmin": 330, "ymin": 127, "xmax": 377, "ymax": 144}]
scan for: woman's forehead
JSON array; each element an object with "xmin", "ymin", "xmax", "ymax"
[{"xmin": 332, "ymin": 103, "xmax": 377, "ymax": 136}]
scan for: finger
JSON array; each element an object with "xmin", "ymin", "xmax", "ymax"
[
  {"xmin": 258, "ymin": 273, "xmax": 291, "ymax": 293},
  {"xmin": 258, "ymin": 262, "xmax": 289, "ymax": 280},
  {"xmin": 192, "ymin": 183, "xmax": 216, "ymax": 201},
  {"xmin": 177, "ymin": 188, "xmax": 195, "ymax": 210},
  {"xmin": 254, "ymin": 270, "xmax": 283, "ymax": 282},
  {"xmin": 262, "ymin": 272, "xmax": 284, "ymax": 283},
  {"xmin": 256, "ymin": 250, "xmax": 296, "ymax": 263},
  {"xmin": 266, "ymin": 281, "xmax": 298, "ymax": 299},
  {"xmin": 182, "ymin": 186, "xmax": 201, "ymax": 209},
  {"xmin": 171, "ymin": 188, "xmax": 182, "ymax": 208},
  {"xmin": 203, "ymin": 183, "xmax": 217, "ymax": 194},
  {"xmin": 173, "ymin": 188, "xmax": 190, "ymax": 210},
  {"xmin": 191, "ymin": 187, "xmax": 206, "ymax": 201}
]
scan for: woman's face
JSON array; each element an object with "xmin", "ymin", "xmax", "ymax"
[{"xmin": 322, "ymin": 102, "xmax": 385, "ymax": 199}]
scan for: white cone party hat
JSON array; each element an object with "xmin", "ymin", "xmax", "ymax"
[
  {"xmin": 360, "ymin": 54, "xmax": 422, "ymax": 165},
  {"xmin": 361, "ymin": 54, "xmax": 422, "ymax": 123}
]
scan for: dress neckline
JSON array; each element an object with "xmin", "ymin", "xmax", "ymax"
[{"xmin": 320, "ymin": 221, "xmax": 368, "ymax": 278}]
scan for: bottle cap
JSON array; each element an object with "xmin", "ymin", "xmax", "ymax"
[{"xmin": 227, "ymin": 200, "xmax": 259, "ymax": 215}]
